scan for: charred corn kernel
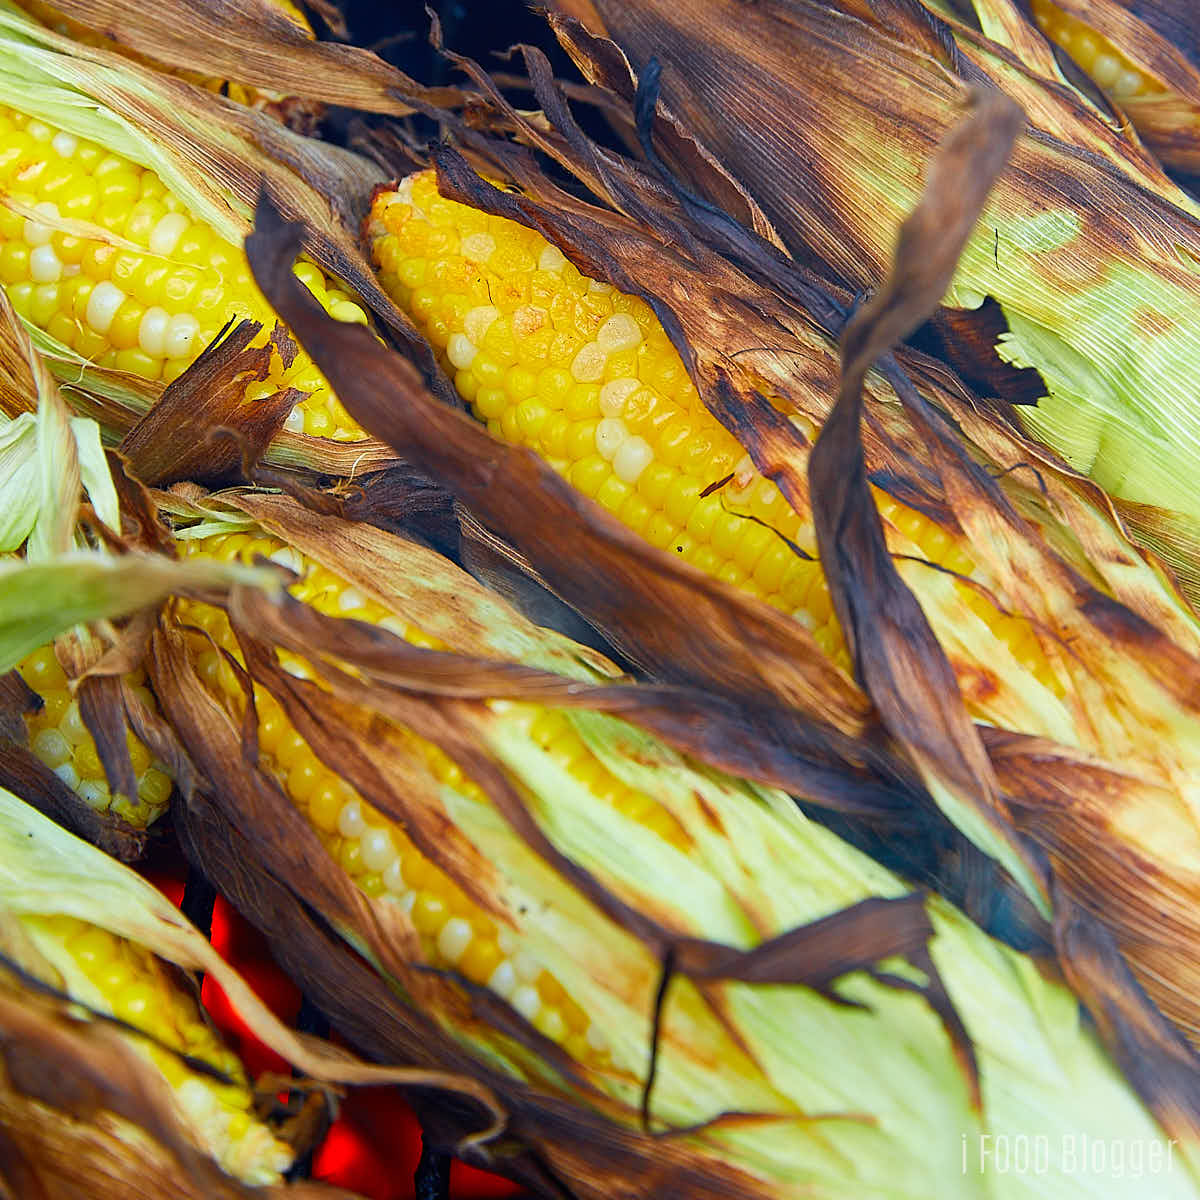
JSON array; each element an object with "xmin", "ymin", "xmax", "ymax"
[
  {"xmin": 177, "ymin": 529, "xmax": 699, "ymax": 1063},
  {"xmin": 17, "ymin": 645, "xmax": 172, "ymax": 826},
  {"xmin": 368, "ymin": 172, "xmax": 1069, "ymax": 702},
  {"xmin": 18, "ymin": 911, "xmax": 292, "ymax": 1185},
  {"xmin": 1029, "ymin": 0, "xmax": 1159, "ymax": 100},
  {"xmin": 0, "ymin": 103, "xmax": 368, "ymax": 439}
]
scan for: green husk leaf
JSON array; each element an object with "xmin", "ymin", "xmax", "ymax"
[{"xmin": 0, "ymin": 551, "xmax": 279, "ymax": 674}]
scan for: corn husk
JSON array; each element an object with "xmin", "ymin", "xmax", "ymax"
[
  {"xmin": 0, "ymin": 783, "xmax": 496, "ymax": 1197},
  {"xmin": 125, "ymin": 490, "xmax": 1200, "ymax": 1196},
  {"xmin": 543, "ymin": 0, "xmax": 1200, "ymax": 599},
  {"xmin": 15, "ymin": 0, "xmax": 462, "ymax": 121},
  {"xmin": 11, "ymin": 0, "xmax": 328, "ymax": 134}
]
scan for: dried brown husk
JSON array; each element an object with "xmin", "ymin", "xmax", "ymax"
[
  {"xmin": 34, "ymin": 0, "xmax": 462, "ymax": 118},
  {"xmin": 544, "ymin": 0, "xmax": 1200, "ymax": 592}
]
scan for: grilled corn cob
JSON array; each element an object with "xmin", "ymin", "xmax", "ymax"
[
  {"xmin": 174, "ymin": 524, "xmax": 683, "ymax": 1063},
  {"xmin": 0, "ymin": 102, "xmax": 368, "ymax": 438},
  {"xmin": 13, "ymin": 909, "xmax": 293, "ymax": 1183},
  {"xmin": 163, "ymin": 509, "xmax": 1200, "ymax": 1198},
  {"xmin": 0, "ymin": 785, "xmax": 293, "ymax": 1186},
  {"xmin": 367, "ymin": 173, "xmax": 1069, "ymax": 710}
]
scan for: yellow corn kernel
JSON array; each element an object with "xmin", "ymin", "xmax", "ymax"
[{"xmin": 1029, "ymin": 0, "xmax": 1160, "ymax": 100}]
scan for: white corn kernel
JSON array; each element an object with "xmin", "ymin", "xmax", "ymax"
[
  {"xmin": 487, "ymin": 960, "xmax": 517, "ymax": 999},
  {"xmin": 32, "ymin": 729, "xmax": 71, "ymax": 768},
  {"xmin": 85, "ymin": 280, "xmax": 124, "ymax": 335},
  {"xmin": 54, "ymin": 762, "xmax": 80, "ymax": 790},
  {"xmin": 464, "ymin": 305, "xmax": 499, "ymax": 344},
  {"xmin": 597, "ymin": 313, "xmax": 642, "ymax": 353},
  {"xmin": 337, "ymin": 800, "xmax": 366, "ymax": 839},
  {"xmin": 613, "ymin": 436, "xmax": 653, "ymax": 484},
  {"xmin": 447, "ymin": 332, "xmax": 478, "ymax": 370},
  {"xmin": 138, "ymin": 306, "xmax": 170, "ymax": 358},
  {"xmin": 268, "ymin": 547, "xmax": 305, "ymax": 572},
  {"xmin": 164, "ymin": 313, "xmax": 200, "ymax": 359},
  {"xmin": 511, "ymin": 984, "xmax": 541, "ymax": 1022},
  {"xmin": 595, "ymin": 418, "xmax": 628, "ymax": 461},
  {"xmin": 78, "ymin": 780, "xmax": 109, "ymax": 810},
  {"xmin": 29, "ymin": 245, "xmax": 62, "ymax": 283},
  {"xmin": 437, "ymin": 917, "xmax": 474, "ymax": 964},
  {"xmin": 359, "ymin": 825, "xmax": 396, "ymax": 873},
  {"xmin": 50, "ymin": 132, "xmax": 77, "ymax": 158},
  {"xmin": 149, "ymin": 212, "xmax": 189, "ymax": 257},
  {"xmin": 599, "ymin": 377, "xmax": 640, "ymax": 417},
  {"xmin": 538, "ymin": 244, "xmax": 567, "ymax": 272},
  {"xmin": 571, "ymin": 341, "xmax": 607, "ymax": 383},
  {"xmin": 283, "ymin": 407, "xmax": 306, "ymax": 433}
]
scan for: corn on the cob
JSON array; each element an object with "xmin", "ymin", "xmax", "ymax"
[
  {"xmin": 174, "ymin": 526, "xmax": 681, "ymax": 1064},
  {"xmin": 366, "ymin": 173, "xmax": 1066, "ymax": 708},
  {"xmin": 161, "ymin": 512, "xmax": 1200, "ymax": 1197},
  {"xmin": 14, "ymin": 643, "xmax": 172, "ymax": 823},
  {"xmin": 0, "ymin": 103, "xmax": 368, "ymax": 439},
  {"xmin": 13, "ymin": 907, "xmax": 294, "ymax": 1184},
  {"xmin": 1028, "ymin": 0, "xmax": 1158, "ymax": 101}
]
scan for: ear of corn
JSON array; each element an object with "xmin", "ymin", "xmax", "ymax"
[
  {"xmin": 0, "ymin": 785, "xmax": 294, "ymax": 1185},
  {"xmin": 0, "ymin": 6, "xmax": 377, "ymax": 447},
  {"xmin": 162, "ymin": 506, "xmax": 1200, "ymax": 1197},
  {"xmin": 0, "ymin": 101, "xmax": 368, "ymax": 438},
  {"xmin": 174, "ymin": 524, "xmax": 647, "ymax": 1066},
  {"xmin": 365, "ymin": 171, "xmax": 1160, "ymax": 743},
  {"xmin": 543, "ymin": 0, "xmax": 1200, "ymax": 596},
  {"xmin": 13, "ymin": 910, "xmax": 294, "ymax": 1184}
]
